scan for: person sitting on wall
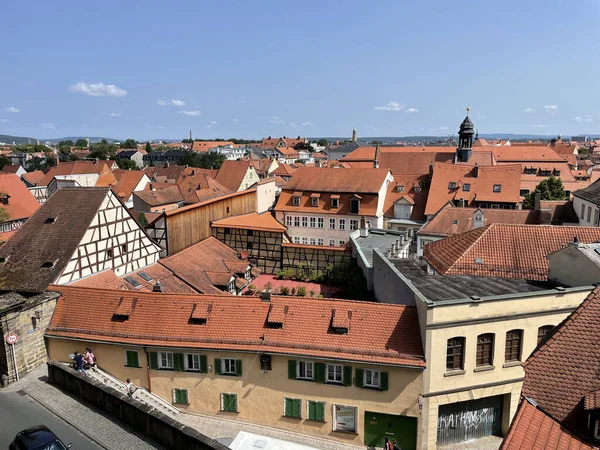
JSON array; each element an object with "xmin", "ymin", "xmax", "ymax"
[
  {"xmin": 84, "ymin": 347, "xmax": 96, "ymax": 370},
  {"xmin": 73, "ymin": 351, "xmax": 86, "ymax": 375}
]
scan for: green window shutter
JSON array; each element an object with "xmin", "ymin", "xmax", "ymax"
[
  {"xmin": 314, "ymin": 363, "xmax": 326, "ymax": 383},
  {"xmin": 380, "ymin": 371, "xmax": 389, "ymax": 391},
  {"xmin": 215, "ymin": 358, "xmax": 222, "ymax": 375},
  {"xmin": 174, "ymin": 389, "xmax": 181, "ymax": 404},
  {"xmin": 343, "ymin": 366, "xmax": 352, "ymax": 386},
  {"xmin": 293, "ymin": 399, "xmax": 301, "ymax": 418},
  {"xmin": 230, "ymin": 394, "xmax": 237, "ymax": 412},
  {"xmin": 182, "ymin": 389, "xmax": 188, "ymax": 404},
  {"xmin": 174, "ymin": 353, "xmax": 184, "ymax": 371},
  {"xmin": 316, "ymin": 402, "xmax": 325, "ymax": 421},
  {"xmin": 200, "ymin": 355, "xmax": 208, "ymax": 373},
  {"xmin": 354, "ymin": 368, "xmax": 364, "ymax": 387},
  {"xmin": 308, "ymin": 401, "xmax": 316, "ymax": 420},
  {"xmin": 288, "ymin": 360, "xmax": 297, "ymax": 379},
  {"xmin": 284, "ymin": 398, "xmax": 292, "ymax": 417},
  {"xmin": 125, "ymin": 351, "xmax": 132, "ymax": 366},
  {"xmin": 235, "ymin": 359, "xmax": 242, "ymax": 376},
  {"xmin": 149, "ymin": 352, "xmax": 158, "ymax": 370}
]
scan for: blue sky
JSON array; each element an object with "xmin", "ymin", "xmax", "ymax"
[{"xmin": 1, "ymin": 0, "xmax": 600, "ymax": 140}]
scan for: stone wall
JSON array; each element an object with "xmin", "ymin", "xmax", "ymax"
[
  {"xmin": 47, "ymin": 360, "xmax": 228, "ymax": 450},
  {"xmin": 0, "ymin": 292, "xmax": 59, "ymax": 382}
]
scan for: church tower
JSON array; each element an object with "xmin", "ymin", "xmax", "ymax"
[
  {"xmin": 456, "ymin": 107, "xmax": 474, "ymax": 163},
  {"xmin": 352, "ymin": 128, "xmax": 357, "ymax": 142}
]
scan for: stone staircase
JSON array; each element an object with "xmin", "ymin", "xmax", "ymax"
[{"xmin": 85, "ymin": 366, "xmax": 180, "ymax": 416}]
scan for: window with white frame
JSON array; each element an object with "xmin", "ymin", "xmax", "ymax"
[
  {"xmin": 309, "ymin": 237, "xmax": 316, "ymax": 245},
  {"xmin": 327, "ymin": 364, "xmax": 343, "ymax": 384},
  {"xmin": 329, "ymin": 239, "xmax": 336, "ymax": 246},
  {"xmin": 294, "ymin": 216, "xmax": 300, "ymax": 227},
  {"xmin": 329, "ymin": 218, "xmax": 336, "ymax": 229},
  {"xmin": 228, "ymin": 279, "xmax": 235, "ymax": 293},
  {"xmin": 294, "ymin": 236, "xmax": 300, "ymax": 244},
  {"xmin": 302, "ymin": 237, "xmax": 308, "ymax": 244},
  {"xmin": 338, "ymin": 240, "xmax": 345, "ymax": 246},
  {"xmin": 286, "ymin": 216, "xmax": 293, "ymax": 227},
  {"xmin": 185, "ymin": 353, "xmax": 201, "ymax": 371},
  {"xmin": 333, "ymin": 405, "xmax": 357, "ymax": 432},
  {"xmin": 311, "ymin": 197, "xmax": 319, "ymax": 207},
  {"xmin": 339, "ymin": 219, "xmax": 346, "ymax": 230},
  {"xmin": 331, "ymin": 197, "xmax": 339, "ymax": 208},
  {"xmin": 364, "ymin": 369, "xmax": 380, "ymax": 388},
  {"xmin": 297, "ymin": 361, "xmax": 314, "ymax": 379},
  {"xmin": 349, "ymin": 219, "xmax": 358, "ymax": 231},
  {"xmin": 310, "ymin": 217, "xmax": 316, "ymax": 228},
  {"xmin": 158, "ymin": 352, "xmax": 174, "ymax": 369},
  {"xmin": 317, "ymin": 238, "xmax": 324, "ymax": 246},
  {"xmin": 293, "ymin": 196, "xmax": 300, "ymax": 206},
  {"xmin": 302, "ymin": 217, "xmax": 308, "ymax": 227},
  {"xmin": 317, "ymin": 217, "xmax": 324, "ymax": 228},
  {"xmin": 222, "ymin": 358, "xmax": 236, "ymax": 375}
]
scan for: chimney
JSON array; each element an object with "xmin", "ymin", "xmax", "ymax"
[
  {"xmin": 373, "ymin": 143, "xmax": 380, "ymax": 169},
  {"xmin": 359, "ymin": 216, "xmax": 369, "ymax": 237},
  {"xmin": 94, "ymin": 158, "xmax": 99, "ymax": 165},
  {"xmin": 534, "ymin": 191, "xmax": 541, "ymax": 211},
  {"xmin": 474, "ymin": 161, "xmax": 479, "ymax": 177},
  {"xmin": 152, "ymin": 281, "xmax": 163, "ymax": 292},
  {"xmin": 261, "ymin": 290, "xmax": 271, "ymax": 302},
  {"xmin": 150, "ymin": 183, "xmax": 156, "ymax": 192},
  {"xmin": 190, "ymin": 129, "xmax": 193, "ymax": 141}
]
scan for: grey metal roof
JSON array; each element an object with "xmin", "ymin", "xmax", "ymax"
[
  {"xmin": 393, "ymin": 258, "xmax": 554, "ymax": 302},
  {"xmin": 353, "ymin": 229, "xmax": 410, "ymax": 266},
  {"xmin": 573, "ymin": 178, "xmax": 600, "ymax": 204}
]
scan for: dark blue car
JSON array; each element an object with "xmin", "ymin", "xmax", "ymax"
[{"xmin": 9, "ymin": 425, "xmax": 72, "ymax": 450}]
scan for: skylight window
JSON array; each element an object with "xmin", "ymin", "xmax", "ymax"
[
  {"xmin": 124, "ymin": 276, "xmax": 142, "ymax": 289},
  {"xmin": 448, "ymin": 182, "xmax": 457, "ymax": 190},
  {"xmin": 493, "ymin": 184, "xmax": 502, "ymax": 193},
  {"xmin": 462, "ymin": 183, "xmax": 471, "ymax": 192},
  {"xmin": 138, "ymin": 271, "xmax": 153, "ymax": 282}
]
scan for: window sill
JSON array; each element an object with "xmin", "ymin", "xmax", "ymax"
[
  {"xmin": 444, "ymin": 369, "xmax": 466, "ymax": 377},
  {"xmin": 173, "ymin": 403, "xmax": 189, "ymax": 406},
  {"xmin": 502, "ymin": 361, "xmax": 522, "ymax": 368},
  {"xmin": 219, "ymin": 373, "xmax": 240, "ymax": 377},
  {"xmin": 220, "ymin": 410, "xmax": 238, "ymax": 414},
  {"xmin": 332, "ymin": 429, "xmax": 358, "ymax": 435},
  {"xmin": 325, "ymin": 381, "xmax": 345, "ymax": 386},
  {"xmin": 473, "ymin": 365, "xmax": 495, "ymax": 373},
  {"xmin": 283, "ymin": 415, "xmax": 302, "ymax": 420},
  {"xmin": 125, "ymin": 365, "xmax": 142, "ymax": 368}
]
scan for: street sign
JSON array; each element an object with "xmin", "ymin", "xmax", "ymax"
[{"xmin": 6, "ymin": 333, "xmax": 17, "ymax": 345}]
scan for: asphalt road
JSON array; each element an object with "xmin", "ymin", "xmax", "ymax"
[{"xmin": 0, "ymin": 391, "xmax": 103, "ymax": 449}]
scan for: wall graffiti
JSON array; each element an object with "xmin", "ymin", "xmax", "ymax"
[{"xmin": 437, "ymin": 397, "xmax": 502, "ymax": 445}]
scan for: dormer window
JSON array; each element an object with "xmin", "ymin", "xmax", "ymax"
[
  {"xmin": 540, "ymin": 169, "xmax": 551, "ymax": 176},
  {"xmin": 1, "ymin": 195, "xmax": 9, "ymax": 205},
  {"xmin": 448, "ymin": 182, "xmax": 457, "ymax": 190},
  {"xmin": 331, "ymin": 195, "xmax": 339, "ymax": 208},
  {"xmin": 493, "ymin": 184, "xmax": 502, "ymax": 193},
  {"xmin": 554, "ymin": 169, "xmax": 561, "ymax": 176},
  {"xmin": 462, "ymin": 183, "xmax": 471, "ymax": 192},
  {"xmin": 293, "ymin": 196, "xmax": 300, "ymax": 206},
  {"xmin": 350, "ymin": 197, "xmax": 360, "ymax": 214},
  {"xmin": 41, "ymin": 260, "xmax": 57, "ymax": 269},
  {"xmin": 396, "ymin": 185, "xmax": 404, "ymax": 193},
  {"xmin": 310, "ymin": 193, "xmax": 320, "ymax": 207},
  {"xmin": 292, "ymin": 191, "xmax": 302, "ymax": 206},
  {"xmin": 414, "ymin": 186, "xmax": 422, "ymax": 193}
]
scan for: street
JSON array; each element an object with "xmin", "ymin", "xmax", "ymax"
[{"xmin": 0, "ymin": 390, "xmax": 103, "ymax": 449}]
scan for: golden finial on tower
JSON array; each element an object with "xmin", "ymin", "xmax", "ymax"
[{"xmin": 466, "ymin": 106, "xmax": 471, "ymax": 116}]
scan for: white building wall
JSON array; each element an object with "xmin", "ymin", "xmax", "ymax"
[
  {"xmin": 256, "ymin": 179, "xmax": 277, "ymax": 213},
  {"xmin": 573, "ymin": 195, "xmax": 599, "ymax": 226},
  {"xmin": 239, "ymin": 167, "xmax": 261, "ymax": 191}
]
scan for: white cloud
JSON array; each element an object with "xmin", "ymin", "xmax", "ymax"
[
  {"xmin": 180, "ymin": 110, "xmax": 201, "ymax": 116},
  {"xmin": 157, "ymin": 100, "xmax": 169, "ymax": 106},
  {"xmin": 109, "ymin": 112, "xmax": 121, "ymax": 117},
  {"xmin": 5, "ymin": 106, "xmax": 20, "ymax": 113},
  {"xmin": 0, "ymin": 119, "xmax": 13, "ymax": 123},
  {"xmin": 170, "ymin": 99, "xmax": 185, "ymax": 106},
  {"xmin": 523, "ymin": 108, "xmax": 534, "ymax": 113},
  {"xmin": 42, "ymin": 123, "xmax": 55, "ymax": 129},
  {"xmin": 289, "ymin": 122, "xmax": 299, "ymax": 128},
  {"xmin": 374, "ymin": 101, "xmax": 403, "ymax": 111},
  {"xmin": 68, "ymin": 82, "xmax": 127, "ymax": 98},
  {"xmin": 405, "ymin": 107, "xmax": 419, "ymax": 113},
  {"xmin": 232, "ymin": 118, "xmax": 239, "ymax": 123},
  {"xmin": 269, "ymin": 116, "xmax": 285, "ymax": 124},
  {"xmin": 439, "ymin": 126, "xmax": 449, "ymax": 131},
  {"xmin": 544, "ymin": 105, "xmax": 558, "ymax": 114},
  {"xmin": 574, "ymin": 115, "xmax": 593, "ymax": 123},
  {"xmin": 157, "ymin": 126, "xmax": 165, "ymax": 129},
  {"xmin": 210, "ymin": 121, "xmax": 218, "ymax": 125},
  {"xmin": 238, "ymin": 100, "xmax": 246, "ymax": 104},
  {"xmin": 302, "ymin": 121, "xmax": 314, "ymax": 127},
  {"xmin": 532, "ymin": 124, "xmax": 547, "ymax": 128}
]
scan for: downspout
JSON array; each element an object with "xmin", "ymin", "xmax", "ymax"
[{"xmin": 144, "ymin": 347, "xmax": 152, "ymax": 393}]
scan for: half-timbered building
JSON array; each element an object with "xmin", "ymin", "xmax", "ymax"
[{"xmin": 0, "ymin": 187, "xmax": 161, "ymax": 293}]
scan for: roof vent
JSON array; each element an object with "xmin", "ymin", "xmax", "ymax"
[
  {"xmin": 261, "ymin": 290, "xmax": 271, "ymax": 302},
  {"xmin": 41, "ymin": 260, "xmax": 57, "ymax": 269},
  {"xmin": 190, "ymin": 303, "xmax": 210, "ymax": 325},
  {"xmin": 152, "ymin": 280, "xmax": 163, "ymax": 292},
  {"xmin": 470, "ymin": 295, "xmax": 482, "ymax": 302},
  {"xmin": 555, "ymin": 286, "xmax": 566, "ymax": 292},
  {"xmin": 44, "ymin": 217, "xmax": 57, "ymax": 224},
  {"xmin": 474, "ymin": 257, "xmax": 483, "ymax": 264},
  {"xmin": 266, "ymin": 303, "xmax": 286, "ymax": 329},
  {"xmin": 112, "ymin": 297, "xmax": 137, "ymax": 321}
]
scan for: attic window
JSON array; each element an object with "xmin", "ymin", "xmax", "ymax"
[
  {"xmin": 266, "ymin": 304, "xmax": 288, "ymax": 329},
  {"xmin": 138, "ymin": 271, "xmax": 153, "ymax": 282},
  {"xmin": 41, "ymin": 260, "xmax": 57, "ymax": 269},
  {"xmin": 350, "ymin": 198, "xmax": 360, "ymax": 214},
  {"xmin": 396, "ymin": 185, "xmax": 405, "ymax": 192},
  {"xmin": 44, "ymin": 217, "xmax": 57, "ymax": 224},
  {"xmin": 331, "ymin": 309, "xmax": 351, "ymax": 334},
  {"xmin": 112, "ymin": 297, "xmax": 137, "ymax": 321},
  {"xmin": 414, "ymin": 186, "xmax": 421, "ymax": 193},
  {"xmin": 554, "ymin": 170, "xmax": 561, "ymax": 176},
  {"xmin": 0, "ymin": 256, "xmax": 8, "ymax": 264},
  {"xmin": 1, "ymin": 195, "xmax": 9, "ymax": 205},
  {"xmin": 452, "ymin": 220, "xmax": 459, "ymax": 225},
  {"xmin": 448, "ymin": 182, "xmax": 457, "ymax": 190},
  {"xmin": 493, "ymin": 184, "xmax": 502, "ymax": 193},
  {"xmin": 331, "ymin": 194, "xmax": 340, "ymax": 208},
  {"xmin": 190, "ymin": 303, "xmax": 211, "ymax": 325},
  {"xmin": 475, "ymin": 257, "xmax": 483, "ymax": 264},
  {"xmin": 462, "ymin": 183, "xmax": 471, "ymax": 192},
  {"xmin": 293, "ymin": 196, "xmax": 300, "ymax": 206}
]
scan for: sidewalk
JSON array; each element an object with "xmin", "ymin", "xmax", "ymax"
[
  {"xmin": 178, "ymin": 411, "xmax": 361, "ymax": 450},
  {"xmin": 1, "ymin": 365, "xmax": 161, "ymax": 450}
]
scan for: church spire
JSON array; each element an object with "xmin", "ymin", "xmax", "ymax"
[{"xmin": 456, "ymin": 107, "xmax": 475, "ymax": 163}]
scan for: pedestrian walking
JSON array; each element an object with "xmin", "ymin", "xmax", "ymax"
[
  {"xmin": 384, "ymin": 437, "xmax": 393, "ymax": 450},
  {"xmin": 125, "ymin": 378, "xmax": 136, "ymax": 398},
  {"xmin": 73, "ymin": 351, "xmax": 86, "ymax": 375}
]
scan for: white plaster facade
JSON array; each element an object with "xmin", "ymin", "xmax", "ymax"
[
  {"xmin": 210, "ymin": 145, "xmax": 247, "ymax": 161},
  {"xmin": 572, "ymin": 194, "xmax": 600, "ymax": 226},
  {"xmin": 238, "ymin": 166, "xmax": 260, "ymax": 191}
]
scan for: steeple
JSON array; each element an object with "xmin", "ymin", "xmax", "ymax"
[
  {"xmin": 456, "ymin": 106, "xmax": 474, "ymax": 163},
  {"xmin": 352, "ymin": 128, "xmax": 357, "ymax": 142},
  {"xmin": 373, "ymin": 142, "xmax": 380, "ymax": 168}
]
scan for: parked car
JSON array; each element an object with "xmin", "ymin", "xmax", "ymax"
[{"xmin": 9, "ymin": 425, "xmax": 72, "ymax": 450}]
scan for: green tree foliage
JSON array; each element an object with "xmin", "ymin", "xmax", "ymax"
[
  {"xmin": 12, "ymin": 144, "xmax": 49, "ymax": 153},
  {"xmin": 58, "ymin": 140, "xmax": 73, "ymax": 152},
  {"xmin": 75, "ymin": 138, "xmax": 88, "ymax": 148},
  {"xmin": 228, "ymin": 138, "xmax": 259, "ymax": 145},
  {"xmin": 316, "ymin": 138, "xmax": 328, "ymax": 147},
  {"xmin": 120, "ymin": 138, "xmax": 137, "ymax": 149},
  {"xmin": 137, "ymin": 212, "xmax": 148, "ymax": 228},
  {"xmin": 25, "ymin": 155, "xmax": 56, "ymax": 172},
  {"xmin": 145, "ymin": 142, "xmax": 152, "ymax": 153},
  {"xmin": 90, "ymin": 139, "xmax": 118, "ymax": 160},
  {"xmin": 179, "ymin": 151, "xmax": 226, "ymax": 169},
  {"xmin": 181, "ymin": 139, "xmax": 193, "ymax": 144},
  {"xmin": 523, "ymin": 176, "xmax": 567, "ymax": 209},
  {"xmin": 115, "ymin": 158, "xmax": 138, "ymax": 170},
  {"xmin": 371, "ymin": 140, "xmax": 382, "ymax": 145},
  {"xmin": 0, "ymin": 156, "xmax": 10, "ymax": 171}
]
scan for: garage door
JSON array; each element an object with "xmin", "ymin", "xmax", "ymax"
[
  {"xmin": 437, "ymin": 395, "xmax": 503, "ymax": 446},
  {"xmin": 364, "ymin": 411, "xmax": 417, "ymax": 450}
]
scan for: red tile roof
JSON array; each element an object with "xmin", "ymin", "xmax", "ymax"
[
  {"xmin": 111, "ymin": 170, "xmax": 148, "ymax": 201},
  {"xmin": 212, "ymin": 212, "xmax": 286, "ymax": 233},
  {"xmin": 175, "ymin": 168, "xmax": 231, "ymax": 203},
  {"xmin": 492, "ymin": 146, "xmax": 566, "ymax": 163},
  {"xmin": 282, "ymin": 167, "xmax": 390, "ymax": 194},
  {"xmin": 275, "ymin": 147, "xmax": 300, "ymax": 158},
  {"xmin": 134, "ymin": 184, "xmax": 183, "ymax": 206},
  {"xmin": 1, "ymin": 164, "xmax": 22, "ymax": 174},
  {"xmin": 191, "ymin": 141, "xmax": 234, "ymax": 152},
  {"xmin": 501, "ymin": 399, "xmax": 596, "ymax": 450},
  {"xmin": 424, "ymin": 224, "xmax": 600, "ymax": 280},
  {"xmin": 383, "ymin": 175, "xmax": 429, "ymax": 222},
  {"xmin": 21, "ymin": 170, "xmax": 45, "ymax": 186},
  {"xmin": 46, "ymin": 285, "xmax": 425, "ymax": 367},
  {"xmin": 425, "ymin": 163, "xmax": 522, "ymax": 216},
  {"xmin": 0, "ymin": 173, "xmax": 40, "ymax": 221},
  {"xmin": 40, "ymin": 161, "xmax": 117, "ymax": 187},
  {"xmin": 214, "ymin": 160, "xmax": 253, "ymax": 192}
]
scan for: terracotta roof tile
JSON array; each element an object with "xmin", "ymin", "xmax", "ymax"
[
  {"xmin": 212, "ymin": 212, "xmax": 286, "ymax": 233},
  {"xmin": 0, "ymin": 173, "xmax": 40, "ymax": 221},
  {"xmin": 134, "ymin": 184, "xmax": 183, "ymax": 206},
  {"xmin": 583, "ymin": 390, "xmax": 600, "ymax": 411},
  {"xmin": 175, "ymin": 168, "xmax": 231, "ymax": 203},
  {"xmin": 282, "ymin": 167, "xmax": 390, "ymax": 193},
  {"xmin": 520, "ymin": 287, "xmax": 600, "ymax": 439},
  {"xmin": 493, "ymin": 146, "xmax": 566, "ymax": 163},
  {"xmin": 191, "ymin": 141, "xmax": 234, "ymax": 152},
  {"xmin": 424, "ymin": 224, "xmax": 600, "ymax": 280},
  {"xmin": 46, "ymin": 285, "xmax": 425, "ymax": 367},
  {"xmin": 1, "ymin": 165, "xmax": 21, "ymax": 173},
  {"xmin": 501, "ymin": 399, "xmax": 595, "ymax": 450},
  {"xmin": 21, "ymin": 170, "xmax": 45, "ymax": 186},
  {"xmin": 110, "ymin": 170, "xmax": 147, "ymax": 202},
  {"xmin": 40, "ymin": 161, "xmax": 117, "ymax": 187},
  {"xmin": 214, "ymin": 160, "xmax": 253, "ymax": 192}
]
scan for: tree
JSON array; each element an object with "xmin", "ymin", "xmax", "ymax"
[
  {"xmin": 75, "ymin": 138, "xmax": 88, "ymax": 148},
  {"xmin": 120, "ymin": 138, "xmax": 137, "ymax": 149},
  {"xmin": 179, "ymin": 151, "xmax": 226, "ymax": 169},
  {"xmin": 137, "ymin": 212, "xmax": 148, "ymax": 228},
  {"xmin": 181, "ymin": 138, "xmax": 193, "ymax": 144},
  {"xmin": 145, "ymin": 142, "xmax": 152, "ymax": 153},
  {"xmin": 58, "ymin": 140, "xmax": 73, "ymax": 151},
  {"xmin": 523, "ymin": 176, "xmax": 567, "ymax": 209},
  {"xmin": 115, "ymin": 158, "xmax": 138, "ymax": 170},
  {"xmin": 0, "ymin": 156, "xmax": 10, "ymax": 171},
  {"xmin": 90, "ymin": 139, "xmax": 118, "ymax": 160},
  {"xmin": 317, "ymin": 138, "xmax": 328, "ymax": 147},
  {"xmin": 25, "ymin": 155, "xmax": 56, "ymax": 172},
  {"xmin": 371, "ymin": 140, "xmax": 382, "ymax": 145}
]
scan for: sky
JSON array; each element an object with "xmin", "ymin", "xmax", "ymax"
[{"xmin": 2, "ymin": 0, "xmax": 600, "ymax": 141}]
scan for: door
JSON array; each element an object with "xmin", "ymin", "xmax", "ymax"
[
  {"xmin": 364, "ymin": 411, "xmax": 417, "ymax": 450},
  {"xmin": 437, "ymin": 395, "xmax": 503, "ymax": 446}
]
